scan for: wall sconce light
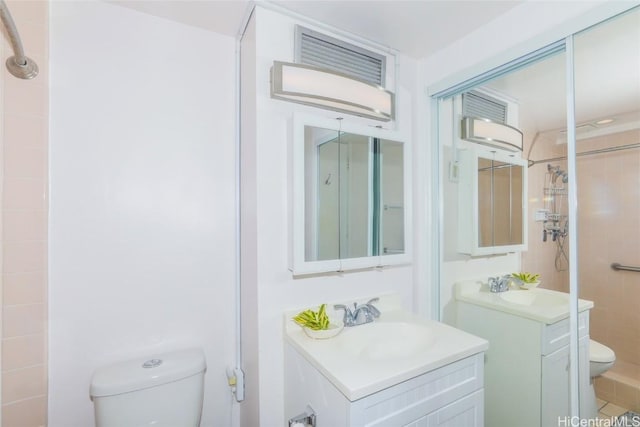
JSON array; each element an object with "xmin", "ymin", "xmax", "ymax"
[
  {"xmin": 270, "ymin": 61, "xmax": 395, "ymax": 122},
  {"xmin": 461, "ymin": 116, "xmax": 523, "ymax": 152}
]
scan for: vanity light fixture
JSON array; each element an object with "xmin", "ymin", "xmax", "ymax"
[
  {"xmin": 461, "ymin": 116, "xmax": 523, "ymax": 152},
  {"xmin": 270, "ymin": 61, "xmax": 395, "ymax": 122}
]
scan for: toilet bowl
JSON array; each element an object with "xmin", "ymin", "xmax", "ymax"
[
  {"xmin": 590, "ymin": 339, "xmax": 615, "ymax": 377},
  {"xmin": 584, "ymin": 339, "xmax": 615, "ymax": 419}
]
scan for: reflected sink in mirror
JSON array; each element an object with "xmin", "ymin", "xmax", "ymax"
[
  {"xmin": 500, "ymin": 290, "xmax": 567, "ymax": 307},
  {"xmin": 334, "ymin": 322, "xmax": 435, "ymax": 361},
  {"xmin": 455, "ymin": 280, "xmax": 594, "ymax": 324}
]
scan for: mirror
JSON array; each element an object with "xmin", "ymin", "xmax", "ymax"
[
  {"xmin": 292, "ymin": 114, "xmax": 410, "ymax": 275},
  {"xmin": 458, "ymin": 148, "xmax": 527, "ymax": 255}
]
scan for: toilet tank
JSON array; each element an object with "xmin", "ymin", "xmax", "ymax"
[{"xmin": 90, "ymin": 348, "xmax": 206, "ymax": 427}]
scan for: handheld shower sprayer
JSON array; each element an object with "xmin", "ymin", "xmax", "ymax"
[
  {"xmin": 543, "ymin": 164, "xmax": 569, "ymax": 271},
  {"xmin": 547, "ymin": 164, "xmax": 568, "ymax": 184}
]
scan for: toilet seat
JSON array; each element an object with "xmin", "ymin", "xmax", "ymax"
[{"xmin": 590, "ymin": 339, "xmax": 615, "ymax": 363}]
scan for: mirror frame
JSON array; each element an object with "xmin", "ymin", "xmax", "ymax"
[
  {"xmin": 457, "ymin": 146, "xmax": 528, "ymax": 256},
  {"xmin": 290, "ymin": 113, "xmax": 412, "ymax": 275}
]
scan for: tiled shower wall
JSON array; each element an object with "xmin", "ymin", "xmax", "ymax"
[
  {"xmin": 1, "ymin": 1, "xmax": 49, "ymax": 426},
  {"xmin": 523, "ymin": 127, "xmax": 640, "ymax": 412},
  {"xmin": 579, "ymin": 129, "xmax": 640, "ymax": 413}
]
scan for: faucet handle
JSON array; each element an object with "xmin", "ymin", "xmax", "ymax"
[
  {"xmin": 333, "ymin": 304, "xmax": 352, "ymax": 325},
  {"xmin": 334, "ymin": 304, "xmax": 348, "ymax": 312},
  {"xmin": 364, "ymin": 298, "xmax": 381, "ymax": 318}
]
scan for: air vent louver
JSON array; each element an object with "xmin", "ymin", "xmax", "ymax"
[
  {"xmin": 462, "ymin": 91, "xmax": 507, "ymax": 124},
  {"xmin": 296, "ymin": 26, "xmax": 386, "ymax": 87}
]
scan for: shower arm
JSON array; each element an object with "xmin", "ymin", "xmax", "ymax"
[{"xmin": 0, "ymin": 0, "xmax": 38, "ymax": 79}]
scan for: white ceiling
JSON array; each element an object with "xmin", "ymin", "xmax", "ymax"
[
  {"xmin": 110, "ymin": 1, "xmax": 639, "ymax": 134},
  {"xmin": 271, "ymin": 1, "xmax": 522, "ymax": 58},
  {"xmin": 486, "ymin": 7, "xmax": 640, "ymax": 135},
  {"xmin": 109, "ymin": 0, "xmax": 522, "ymax": 58}
]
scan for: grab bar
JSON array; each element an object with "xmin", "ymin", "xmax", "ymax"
[{"xmin": 611, "ymin": 263, "xmax": 640, "ymax": 273}]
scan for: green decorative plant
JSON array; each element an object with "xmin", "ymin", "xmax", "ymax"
[
  {"xmin": 293, "ymin": 304, "xmax": 330, "ymax": 330},
  {"xmin": 511, "ymin": 272, "xmax": 540, "ymax": 283}
]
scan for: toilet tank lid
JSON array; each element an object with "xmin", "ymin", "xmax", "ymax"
[{"xmin": 90, "ymin": 348, "xmax": 206, "ymax": 397}]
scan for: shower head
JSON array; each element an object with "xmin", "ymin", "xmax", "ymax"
[{"xmin": 547, "ymin": 164, "xmax": 568, "ymax": 183}]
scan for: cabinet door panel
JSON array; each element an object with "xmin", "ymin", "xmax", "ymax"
[
  {"xmin": 542, "ymin": 345, "xmax": 570, "ymax": 426},
  {"xmin": 425, "ymin": 390, "xmax": 484, "ymax": 427}
]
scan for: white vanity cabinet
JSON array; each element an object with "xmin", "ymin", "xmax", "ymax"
[
  {"xmin": 284, "ymin": 345, "xmax": 485, "ymax": 427},
  {"xmin": 456, "ymin": 300, "xmax": 590, "ymax": 427},
  {"xmin": 284, "ymin": 297, "xmax": 488, "ymax": 427}
]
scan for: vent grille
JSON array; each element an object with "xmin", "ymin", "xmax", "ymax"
[
  {"xmin": 462, "ymin": 91, "xmax": 507, "ymax": 124},
  {"xmin": 295, "ymin": 26, "xmax": 386, "ymax": 87}
]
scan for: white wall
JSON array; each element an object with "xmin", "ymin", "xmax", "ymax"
[
  {"xmin": 49, "ymin": 2, "xmax": 237, "ymax": 426},
  {"xmin": 241, "ymin": 7, "xmax": 418, "ymax": 425}
]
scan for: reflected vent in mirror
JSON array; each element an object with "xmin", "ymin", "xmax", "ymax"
[
  {"xmin": 295, "ymin": 25, "xmax": 386, "ymax": 87},
  {"xmin": 462, "ymin": 90, "xmax": 507, "ymax": 124}
]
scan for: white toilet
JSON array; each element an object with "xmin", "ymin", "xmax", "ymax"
[
  {"xmin": 585, "ymin": 339, "xmax": 615, "ymax": 418},
  {"xmin": 90, "ymin": 348, "xmax": 207, "ymax": 427}
]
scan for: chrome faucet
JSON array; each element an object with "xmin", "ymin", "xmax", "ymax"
[
  {"xmin": 334, "ymin": 298, "xmax": 381, "ymax": 327},
  {"xmin": 488, "ymin": 275, "xmax": 511, "ymax": 293}
]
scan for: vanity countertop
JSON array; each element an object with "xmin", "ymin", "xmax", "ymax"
[
  {"xmin": 455, "ymin": 280, "xmax": 594, "ymax": 324},
  {"xmin": 284, "ymin": 294, "xmax": 488, "ymax": 401}
]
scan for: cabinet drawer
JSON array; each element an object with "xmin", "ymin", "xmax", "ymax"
[
  {"xmin": 353, "ymin": 353, "xmax": 484, "ymax": 427},
  {"xmin": 542, "ymin": 312, "xmax": 589, "ymax": 355}
]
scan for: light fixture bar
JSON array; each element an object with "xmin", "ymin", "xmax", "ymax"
[
  {"xmin": 270, "ymin": 61, "xmax": 394, "ymax": 121},
  {"xmin": 461, "ymin": 116, "xmax": 523, "ymax": 152}
]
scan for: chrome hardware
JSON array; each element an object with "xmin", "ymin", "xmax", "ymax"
[
  {"xmin": 611, "ymin": 263, "xmax": 640, "ymax": 273},
  {"xmin": 488, "ymin": 276, "xmax": 511, "ymax": 293},
  {"xmin": 334, "ymin": 298, "xmax": 381, "ymax": 327},
  {"xmin": 288, "ymin": 405, "xmax": 316, "ymax": 427},
  {"xmin": 142, "ymin": 359, "xmax": 162, "ymax": 368}
]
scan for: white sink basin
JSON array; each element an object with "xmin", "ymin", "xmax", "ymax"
[
  {"xmin": 284, "ymin": 294, "xmax": 489, "ymax": 401},
  {"xmin": 500, "ymin": 290, "xmax": 568, "ymax": 307},
  {"xmin": 335, "ymin": 322, "xmax": 435, "ymax": 361}
]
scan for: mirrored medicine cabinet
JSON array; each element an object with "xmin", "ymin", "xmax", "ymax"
[
  {"xmin": 457, "ymin": 147, "xmax": 528, "ymax": 256},
  {"xmin": 291, "ymin": 114, "xmax": 411, "ymax": 275}
]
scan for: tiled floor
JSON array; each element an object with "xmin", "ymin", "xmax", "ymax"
[
  {"xmin": 597, "ymin": 398, "xmax": 640, "ymax": 425},
  {"xmin": 598, "ymin": 398, "xmax": 629, "ymax": 419}
]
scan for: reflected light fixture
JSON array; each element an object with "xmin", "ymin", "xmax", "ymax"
[
  {"xmin": 461, "ymin": 116, "xmax": 523, "ymax": 152},
  {"xmin": 270, "ymin": 61, "xmax": 394, "ymax": 122}
]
